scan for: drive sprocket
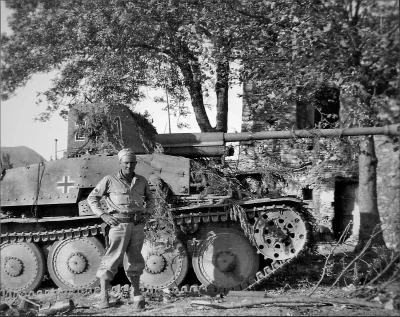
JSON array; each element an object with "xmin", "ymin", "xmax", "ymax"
[{"xmin": 253, "ymin": 206, "xmax": 308, "ymax": 260}]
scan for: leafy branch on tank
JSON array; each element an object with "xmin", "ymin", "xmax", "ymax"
[
  {"xmin": 72, "ymin": 104, "xmax": 158, "ymax": 156},
  {"xmin": 145, "ymin": 176, "xmax": 177, "ymax": 244},
  {"xmin": 189, "ymin": 158, "xmax": 240, "ymax": 198},
  {"xmin": 227, "ymin": 201, "xmax": 254, "ymax": 246}
]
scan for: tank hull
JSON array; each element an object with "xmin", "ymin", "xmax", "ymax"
[
  {"xmin": 2, "ymin": 118, "xmax": 398, "ymax": 293},
  {"xmin": 1, "ymin": 152, "xmax": 312, "ymax": 292},
  {"xmin": 1, "ymin": 193, "xmax": 311, "ymax": 292}
]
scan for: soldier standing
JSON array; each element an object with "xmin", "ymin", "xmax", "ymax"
[{"xmin": 87, "ymin": 148, "xmax": 154, "ymax": 311}]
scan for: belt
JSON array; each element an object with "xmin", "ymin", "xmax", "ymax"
[{"xmin": 112, "ymin": 213, "xmax": 144, "ymax": 225}]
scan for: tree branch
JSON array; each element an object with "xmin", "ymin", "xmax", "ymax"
[
  {"xmin": 308, "ymin": 221, "xmax": 352, "ymax": 297},
  {"xmin": 191, "ymin": 296, "xmax": 391, "ymax": 310},
  {"xmin": 323, "ymin": 227, "xmax": 383, "ymax": 297}
]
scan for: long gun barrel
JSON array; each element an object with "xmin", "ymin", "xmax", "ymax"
[
  {"xmin": 155, "ymin": 124, "xmax": 400, "ymax": 157},
  {"xmin": 223, "ymin": 124, "xmax": 400, "ymax": 141}
]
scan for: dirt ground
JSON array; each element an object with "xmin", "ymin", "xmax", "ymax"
[
  {"xmin": 2, "ymin": 283, "xmax": 399, "ymax": 317},
  {"xmin": 1, "ymin": 243, "xmax": 399, "ymax": 316}
]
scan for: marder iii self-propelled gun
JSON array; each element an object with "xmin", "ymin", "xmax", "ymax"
[{"xmin": 1, "ymin": 103, "xmax": 399, "ymax": 294}]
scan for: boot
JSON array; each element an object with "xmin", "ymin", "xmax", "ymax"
[
  {"xmin": 127, "ymin": 276, "xmax": 142, "ymax": 299},
  {"xmin": 98, "ymin": 278, "xmax": 111, "ymax": 309},
  {"xmin": 131, "ymin": 295, "xmax": 146, "ymax": 312},
  {"xmin": 128, "ymin": 276, "xmax": 145, "ymax": 311}
]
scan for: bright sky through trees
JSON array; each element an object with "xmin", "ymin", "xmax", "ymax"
[{"xmin": 0, "ymin": 2, "xmax": 243, "ymax": 160}]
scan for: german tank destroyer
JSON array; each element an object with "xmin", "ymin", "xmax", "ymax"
[{"xmin": 1, "ymin": 103, "xmax": 399, "ymax": 293}]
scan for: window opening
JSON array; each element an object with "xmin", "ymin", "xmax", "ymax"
[{"xmin": 296, "ymin": 85, "xmax": 340, "ymax": 129}]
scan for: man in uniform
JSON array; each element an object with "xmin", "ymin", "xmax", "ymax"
[{"xmin": 87, "ymin": 148, "xmax": 154, "ymax": 310}]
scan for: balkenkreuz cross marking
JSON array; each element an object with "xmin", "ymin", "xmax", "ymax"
[{"xmin": 57, "ymin": 176, "xmax": 75, "ymax": 193}]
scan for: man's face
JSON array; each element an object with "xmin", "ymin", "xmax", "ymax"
[{"xmin": 119, "ymin": 155, "xmax": 137, "ymax": 176}]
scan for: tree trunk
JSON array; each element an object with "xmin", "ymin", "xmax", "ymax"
[
  {"xmin": 215, "ymin": 57, "xmax": 229, "ymax": 132},
  {"xmin": 355, "ymin": 135, "xmax": 386, "ymax": 252},
  {"xmin": 175, "ymin": 43, "xmax": 214, "ymax": 132},
  {"xmin": 179, "ymin": 60, "xmax": 214, "ymax": 132}
]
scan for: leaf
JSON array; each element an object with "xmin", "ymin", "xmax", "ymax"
[{"xmin": 323, "ymin": 23, "xmax": 331, "ymax": 32}]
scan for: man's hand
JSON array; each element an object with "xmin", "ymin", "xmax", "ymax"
[
  {"xmin": 101, "ymin": 213, "xmax": 120, "ymax": 226},
  {"xmin": 141, "ymin": 212, "xmax": 151, "ymax": 224}
]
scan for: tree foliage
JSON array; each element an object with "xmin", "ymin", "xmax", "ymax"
[
  {"xmin": 236, "ymin": 0, "xmax": 398, "ymax": 124},
  {"xmin": 2, "ymin": 0, "xmax": 398, "ymax": 133},
  {"xmin": 1, "ymin": 0, "xmax": 241, "ymax": 131},
  {"xmin": 0, "ymin": 153, "xmax": 13, "ymax": 181},
  {"xmin": 1, "ymin": 153, "xmax": 13, "ymax": 170}
]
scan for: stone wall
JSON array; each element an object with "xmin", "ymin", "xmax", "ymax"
[{"xmin": 239, "ymin": 82, "xmax": 400, "ymax": 248}]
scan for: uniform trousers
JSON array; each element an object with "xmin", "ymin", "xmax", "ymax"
[{"xmin": 96, "ymin": 222, "xmax": 145, "ymax": 281}]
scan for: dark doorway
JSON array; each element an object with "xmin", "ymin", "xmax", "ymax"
[{"xmin": 333, "ymin": 181, "xmax": 359, "ymax": 241}]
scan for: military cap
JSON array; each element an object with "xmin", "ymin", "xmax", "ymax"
[{"xmin": 118, "ymin": 148, "xmax": 136, "ymax": 161}]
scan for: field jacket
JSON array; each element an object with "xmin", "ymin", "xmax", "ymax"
[{"xmin": 87, "ymin": 171, "xmax": 155, "ymax": 217}]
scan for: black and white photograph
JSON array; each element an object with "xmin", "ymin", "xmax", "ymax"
[{"xmin": 1, "ymin": 0, "xmax": 399, "ymax": 315}]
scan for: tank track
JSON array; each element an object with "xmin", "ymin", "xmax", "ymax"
[
  {"xmin": 173, "ymin": 203, "xmax": 311, "ymax": 291},
  {"xmin": 0, "ymin": 283, "xmax": 219, "ymax": 299},
  {"xmin": 1, "ymin": 203, "xmax": 311, "ymax": 294},
  {"xmin": 0, "ymin": 225, "xmax": 103, "ymax": 244}
]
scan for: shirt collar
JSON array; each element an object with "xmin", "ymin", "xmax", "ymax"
[{"xmin": 117, "ymin": 170, "xmax": 136, "ymax": 180}]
